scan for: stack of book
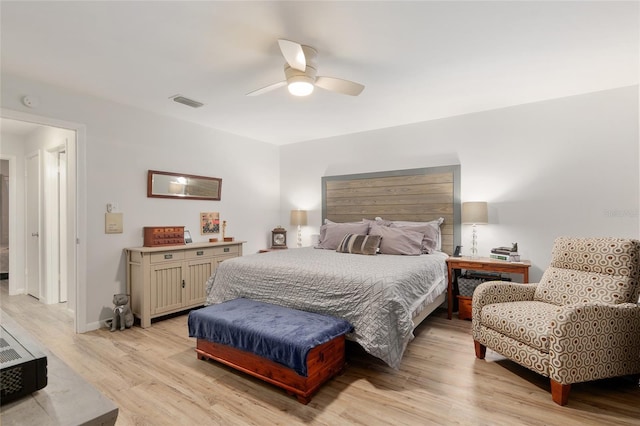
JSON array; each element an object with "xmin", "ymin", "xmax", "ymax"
[{"xmin": 490, "ymin": 245, "xmax": 520, "ymax": 262}]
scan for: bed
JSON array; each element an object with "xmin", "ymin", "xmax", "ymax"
[{"xmin": 205, "ymin": 165, "xmax": 460, "ymax": 368}]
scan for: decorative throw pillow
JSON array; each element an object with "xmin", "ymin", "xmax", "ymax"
[
  {"xmin": 369, "ymin": 225, "xmax": 423, "ymax": 255},
  {"xmin": 336, "ymin": 234, "xmax": 382, "ymax": 255},
  {"xmin": 317, "ymin": 222, "xmax": 370, "ymax": 250}
]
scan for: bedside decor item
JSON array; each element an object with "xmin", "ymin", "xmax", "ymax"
[
  {"xmin": 271, "ymin": 226, "xmax": 287, "ymax": 249},
  {"xmin": 290, "ymin": 210, "xmax": 308, "ymax": 248},
  {"xmin": 147, "ymin": 170, "xmax": 221, "ymax": 200},
  {"xmin": 200, "ymin": 212, "xmax": 220, "ymax": 235},
  {"xmin": 184, "ymin": 230, "xmax": 192, "ymax": 244},
  {"xmin": 491, "ymin": 243, "xmax": 520, "ymax": 261},
  {"xmin": 143, "ymin": 226, "xmax": 185, "ymax": 247},
  {"xmin": 462, "ymin": 201, "xmax": 488, "ymax": 258}
]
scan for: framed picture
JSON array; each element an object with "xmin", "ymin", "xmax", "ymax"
[
  {"xmin": 184, "ymin": 230, "xmax": 193, "ymax": 244},
  {"xmin": 200, "ymin": 212, "xmax": 220, "ymax": 235}
]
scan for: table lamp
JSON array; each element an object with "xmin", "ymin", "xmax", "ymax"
[
  {"xmin": 462, "ymin": 202, "xmax": 488, "ymax": 258},
  {"xmin": 290, "ymin": 210, "xmax": 308, "ymax": 248}
]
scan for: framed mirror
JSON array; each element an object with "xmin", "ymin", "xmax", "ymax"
[{"xmin": 147, "ymin": 170, "xmax": 222, "ymax": 200}]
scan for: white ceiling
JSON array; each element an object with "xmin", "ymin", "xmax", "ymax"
[{"xmin": 1, "ymin": 1, "xmax": 637, "ymax": 146}]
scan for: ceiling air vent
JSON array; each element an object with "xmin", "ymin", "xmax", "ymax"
[{"xmin": 170, "ymin": 95, "xmax": 204, "ymax": 109}]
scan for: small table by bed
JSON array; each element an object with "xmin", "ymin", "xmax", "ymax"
[{"xmin": 446, "ymin": 257, "xmax": 531, "ymax": 319}]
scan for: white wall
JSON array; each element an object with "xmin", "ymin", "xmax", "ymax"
[
  {"xmin": 280, "ymin": 86, "xmax": 639, "ymax": 282},
  {"xmin": 2, "ymin": 73, "xmax": 280, "ymax": 330}
]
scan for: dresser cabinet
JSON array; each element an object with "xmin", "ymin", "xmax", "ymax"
[{"xmin": 125, "ymin": 241, "xmax": 244, "ymax": 327}]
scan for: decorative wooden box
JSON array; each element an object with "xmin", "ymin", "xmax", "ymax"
[{"xmin": 143, "ymin": 226, "xmax": 185, "ymax": 247}]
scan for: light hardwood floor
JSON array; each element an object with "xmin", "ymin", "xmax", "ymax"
[{"xmin": 1, "ymin": 282, "xmax": 639, "ymax": 426}]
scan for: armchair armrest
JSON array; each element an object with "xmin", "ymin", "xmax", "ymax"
[
  {"xmin": 472, "ymin": 281, "xmax": 538, "ymax": 335},
  {"xmin": 549, "ymin": 303, "xmax": 640, "ymax": 384},
  {"xmin": 472, "ymin": 281, "xmax": 537, "ymax": 310}
]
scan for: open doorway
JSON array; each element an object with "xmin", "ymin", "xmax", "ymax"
[
  {"xmin": 1, "ymin": 112, "xmax": 84, "ymax": 332},
  {"xmin": 0, "ymin": 160, "xmax": 8, "ymax": 280}
]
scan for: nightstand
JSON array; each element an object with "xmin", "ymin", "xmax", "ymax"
[{"xmin": 445, "ymin": 257, "xmax": 531, "ymax": 320}]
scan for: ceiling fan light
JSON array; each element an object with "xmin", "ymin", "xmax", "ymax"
[{"xmin": 287, "ymin": 79, "xmax": 314, "ymax": 97}]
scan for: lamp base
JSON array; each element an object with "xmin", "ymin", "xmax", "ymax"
[{"xmin": 470, "ymin": 225, "xmax": 479, "ymax": 258}]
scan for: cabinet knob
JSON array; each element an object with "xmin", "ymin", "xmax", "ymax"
[{"xmin": 182, "ymin": 279, "xmax": 185, "ymax": 288}]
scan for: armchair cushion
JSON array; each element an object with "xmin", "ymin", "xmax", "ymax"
[
  {"xmin": 534, "ymin": 237, "xmax": 640, "ymax": 306},
  {"xmin": 472, "ymin": 282, "xmax": 537, "ymax": 337},
  {"xmin": 480, "ymin": 301, "xmax": 560, "ymax": 353}
]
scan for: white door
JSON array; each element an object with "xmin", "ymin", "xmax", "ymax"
[{"xmin": 26, "ymin": 152, "xmax": 41, "ymax": 298}]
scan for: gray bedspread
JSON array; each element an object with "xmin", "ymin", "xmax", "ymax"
[{"xmin": 205, "ymin": 247, "xmax": 448, "ymax": 368}]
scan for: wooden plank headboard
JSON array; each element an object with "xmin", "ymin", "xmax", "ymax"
[{"xmin": 321, "ymin": 165, "xmax": 461, "ymax": 255}]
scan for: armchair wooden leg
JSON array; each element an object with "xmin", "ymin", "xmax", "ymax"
[
  {"xmin": 474, "ymin": 340, "xmax": 486, "ymax": 359},
  {"xmin": 550, "ymin": 379, "xmax": 571, "ymax": 406}
]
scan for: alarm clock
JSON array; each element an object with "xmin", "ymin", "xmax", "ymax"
[{"xmin": 271, "ymin": 226, "xmax": 288, "ymax": 249}]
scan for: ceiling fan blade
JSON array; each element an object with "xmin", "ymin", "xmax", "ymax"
[
  {"xmin": 246, "ymin": 81, "xmax": 286, "ymax": 96},
  {"xmin": 278, "ymin": 39, "xmax": 306, "ymax": 71},
  {"xmin": 315, "ymin": 76, "xmax": 365, "ymax": 96}
]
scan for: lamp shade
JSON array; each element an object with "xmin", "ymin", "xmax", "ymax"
[
  {"xmin": 462, "ymin": 202, "xmax": 488, "ymax": 224},
  {"xmin": 290, "ymin": 210, "xmax": 308, "ymax": 226}
]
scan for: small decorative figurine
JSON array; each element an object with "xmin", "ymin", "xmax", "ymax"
[{"xmin": 110, "ymin": 293, "xmax": 134, "ymax": 331}]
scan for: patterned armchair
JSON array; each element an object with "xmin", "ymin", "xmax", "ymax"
[{"xmin": 472, "ymin": 237, "xmax": 640, "ymax": 405}]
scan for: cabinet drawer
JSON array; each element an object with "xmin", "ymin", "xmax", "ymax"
[
  {"xmin": 150, "ymin": 251, "xmax": 185, "ymax": 263},
  {"xmin": 185, "ymin": 248, "xmax": 216, "ymax": 259},
  {"xmin": 211, "ymin": 245, "xmax": 239, "ymax": 256}
]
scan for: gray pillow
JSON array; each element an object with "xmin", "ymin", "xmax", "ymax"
[
  {"xmin": 369, "ymin": 224, "xmax": 423, "ymax": 255},
  {"xmin": 336, "ymin": 234, "xmax": 381, "ymax": 255},
  {"xmin": 391, "ymin": 218, "xmax": 444, "ymax": 252},
  {"xmin": 390, "ymin": 222, "xmax": 440, "ymax": 254},
  {"xmin": 317, "ymin": 222, "xmax": 370, "ymax": 250}
]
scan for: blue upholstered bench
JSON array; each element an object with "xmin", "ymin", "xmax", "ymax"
[{"xmin": 188, "ymin": 298, "xmax": 352, "ymax": 404}]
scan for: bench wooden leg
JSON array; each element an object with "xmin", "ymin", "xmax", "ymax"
[
  {"xmin": 474, "ymin": 340, "xmax": 486, "ymax": 359},
  {"xmin": 550, "ymin": 379, "xmax": 571, "ymax": 406}
]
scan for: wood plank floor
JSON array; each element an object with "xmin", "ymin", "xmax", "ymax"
[{"xmin": 1, "ymin": 282, "xmax": 639, "ymax": 426}]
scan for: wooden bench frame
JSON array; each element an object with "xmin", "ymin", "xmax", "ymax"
[{"xmin": 196, "ymin": 334, "xmax": 346, "ymax": 404}]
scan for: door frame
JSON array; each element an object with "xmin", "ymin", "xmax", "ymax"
[{"xmin": 1, "ymin": 108, "xmax": 87, "ymax": 333}]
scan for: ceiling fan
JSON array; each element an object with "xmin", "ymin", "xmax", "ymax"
[{"xmin": 247, "ymin": 39, "xmax": 365, "ymax": 97}]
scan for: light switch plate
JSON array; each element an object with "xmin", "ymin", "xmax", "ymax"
[{"xmin": 105, "ymin": 212, "xmax": 123, "ymax": 234}]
